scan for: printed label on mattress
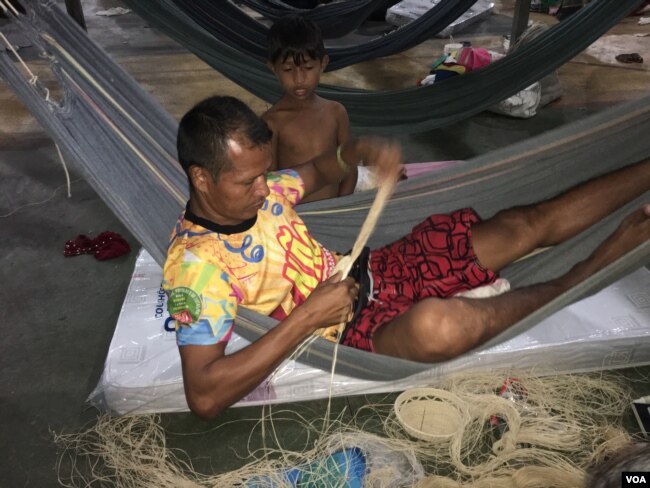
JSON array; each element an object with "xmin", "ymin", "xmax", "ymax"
[{"xmin": 167, "ymin": 287, "xmax": 202, "ymax": 324}]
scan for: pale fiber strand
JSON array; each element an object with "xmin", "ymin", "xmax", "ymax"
[
  {"xmin": 324, "ymin": 177, "xmax": 397, "ymax": 427},
  {"xmin": 331, "ymin": 178, "xmax": 396, "ymax": 278}
]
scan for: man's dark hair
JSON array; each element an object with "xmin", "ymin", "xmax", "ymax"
[
  {"xmin": 177, "ymin": 96, "xmax": 272, "ymax": 182},
  {"xmin": 267, "ymin": 14, "xmax": 326, "ymax": 66}
]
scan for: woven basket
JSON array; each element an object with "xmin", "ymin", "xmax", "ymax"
[{"xmin": 394, "ymin": 388, "xmax": 467, "ymax": 442}]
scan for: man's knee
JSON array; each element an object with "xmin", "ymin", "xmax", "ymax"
[
  {"xmin": 410, "ymin": 302, "xmax": 477, "ymax": 362},
  {"xmin": 493, "ymin": 206, "xmax": 543, "ymax": 253}
]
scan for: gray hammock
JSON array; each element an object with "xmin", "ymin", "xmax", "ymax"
[
  {"xmin": 1, "ymin": 0, "xmax": 648, "ymax": 381},
  {"xmin": 152, "ymin": 0, "xmax": 478, "ymax": 70},
  {"xmin": 236, "ymin": 0, "xmax": 397, "ymax": 39},
  {"xmin": 122, "ymin": 0, "xmax": 641, "ymax": 132}
]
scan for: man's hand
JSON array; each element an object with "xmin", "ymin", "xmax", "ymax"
[
  {"xmin": 298, "ymin": 272, "xmax": 359, "ymax": 330},
  {"xmin": 178, "ymin": 272, "xmax": 358, "ymax": 420}
]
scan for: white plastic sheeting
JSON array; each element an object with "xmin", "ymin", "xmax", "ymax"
[
  {"xmin": 386, "ymin": 0, "xmax": 495, "ymax": 37},
  {"xmin": 89, "ymin": 250, "xmax": 650, "ymax": 415}
]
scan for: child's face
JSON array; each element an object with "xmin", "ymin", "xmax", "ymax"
[{"xmin": 270, "ymin": 54, "xmax": 329, "ymax": 101}]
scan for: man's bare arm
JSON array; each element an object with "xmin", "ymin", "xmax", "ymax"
[{"xmin": 179, "ymin": 274, "xmax": 358, "ymax": 420}]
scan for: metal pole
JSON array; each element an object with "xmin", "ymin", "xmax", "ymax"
[
  {"xmin": 64, "ymin": 0, "xmax": 86, "ymax": 31},
  {"xmin": 509, "ymin": 0, "xmax": 532, "ymax": 50}
]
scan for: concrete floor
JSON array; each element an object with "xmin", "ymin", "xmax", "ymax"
[{"xmin": 1, "ymin": 1, "xmax": 649, "ymax": 486}]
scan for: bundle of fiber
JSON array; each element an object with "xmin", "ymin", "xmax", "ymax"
[{"xmin": 55, "ymin": 372, "xmax": 639, "ymax": 487}]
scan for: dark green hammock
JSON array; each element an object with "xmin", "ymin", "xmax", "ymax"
[
  {"xmin": 1, "ymin": 0, "xmax": 647, "ymax": 381},
  {"xmin": 236, "ymin": 0, "xmax": 397, "ymax": 39},
  {"xmin": 123, "ymin": 0, "xmax": 641, "ymax": 132},
  {"xmin": 164, "ymin": 0, "xmax": 478, "ymax": 69}
]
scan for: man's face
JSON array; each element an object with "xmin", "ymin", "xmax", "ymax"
[
  {"xmin": 271, "ymin": 54, "xmax": 328, "ymax": 101},
  {"xmin": 197, "ymin": 136, "xmax": 271, "ymax": 225}
]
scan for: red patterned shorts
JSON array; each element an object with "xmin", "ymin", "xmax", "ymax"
[{"xmin": 340, "ymin": 208, "xmax": 498, "ymax": 352}]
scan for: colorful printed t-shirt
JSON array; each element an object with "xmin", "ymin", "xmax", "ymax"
[{"xmin": 162, "ymin": 170, "xmax": 339, "ymax": 346}]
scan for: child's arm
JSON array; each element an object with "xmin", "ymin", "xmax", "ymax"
[
  {"xmin": 295, "ymin": 136, "xmax": 402, "ymax": 201},
  {"xmin": 262, "ymin": 111, "xmax": 279, "ymax": 171},
  {"xmin": 335, "ymin": 104, "xmax": 357, "ymax": 196}
]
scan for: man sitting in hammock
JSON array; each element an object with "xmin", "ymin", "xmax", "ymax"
[{"xmin": 163, "ymin": 95, "xmax": 649, "ymax": 420}]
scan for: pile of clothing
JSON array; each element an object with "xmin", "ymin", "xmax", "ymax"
[
  {"xmin": 417, "ymin": 27, "xmax": 563, "ymax": 119},
  {"xmin": 417, "ymin": 42, "xmax": 492, "ymax": 86}
]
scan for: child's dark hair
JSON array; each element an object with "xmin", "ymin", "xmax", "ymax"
[
  {"xmin": 177, "ymin": 96, "xmax": 272, "ymax": 182},
  {"xmin": 267, "ymin": 14, "xmax": 326, "ymax": 66}
]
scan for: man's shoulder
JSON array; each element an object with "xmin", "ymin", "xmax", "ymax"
[
  {"xmin": 163, "ymin": 220, "xmax": 220, "ymax": 276},
  {"xmin": 162, "ymin": 236, "xmax": 235, "ymax": 312},
  {"xmin": 267, "ymin": 169, "xmax": 305, "ymax": 205}
]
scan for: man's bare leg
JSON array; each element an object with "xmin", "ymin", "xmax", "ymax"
[
  {"xmin": 472, "ymin": 158, "xmax": 650, "ymax": 272},
  {"xmin": 373, "ymin": 205, "xmax": 650, "ymax": 362}
]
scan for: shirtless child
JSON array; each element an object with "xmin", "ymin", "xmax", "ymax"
[{"xmin": 263, "ymin": 14, "xmax": 357, "ymax": 203}]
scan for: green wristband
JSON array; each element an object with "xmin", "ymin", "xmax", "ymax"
[{"xmin": 336, "ymin": 144, "xmax": 350, "ymax": 173}]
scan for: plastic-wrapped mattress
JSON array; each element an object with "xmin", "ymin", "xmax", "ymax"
[
  {"xmin": 386, "ymin": 0, "xmax": 495, "ymax": 37},
  {"xmin": 89, "ymin": 250, "xmax": 650, "ymax": 415}
]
